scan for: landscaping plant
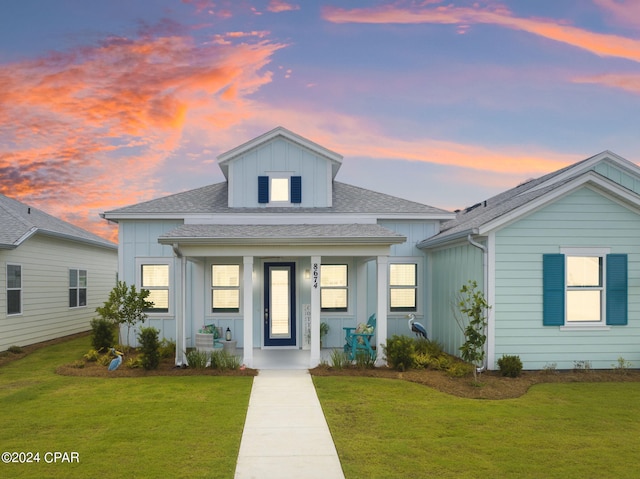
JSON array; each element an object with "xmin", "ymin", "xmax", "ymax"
[
  {"xmin": 497, "ymin": 354, "xmax": 523, "ymax": 378},
  {"xmin": 138, "ymin": 326, "xmax": 161, "ymax": 370},
  {"xmin": 383, "ymin": 335, "xmax": 415, "ymax": 371},
  {"xmin": 89, "ymin": 317, "xmax": 115, "ymax": 351},
  {"xmin": 455, "ymin": 280, "xmax": 490, "ymax": 381}
]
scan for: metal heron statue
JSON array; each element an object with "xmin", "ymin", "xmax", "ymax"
[
  {"xmin": 407, "ymin": 313, "xmax": 428, "ymax": 339},
  {"xmin": 108, "ymin": 348, "xmax": 124, "ymax": 371}
]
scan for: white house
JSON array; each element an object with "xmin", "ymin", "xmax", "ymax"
[
  {"xmin": 1, "ymin": 194, "xmax": 118, "ymax": 351},
  {"xmin": 102, "ymin": 127, "xmax": 453, "ymax": 367}
]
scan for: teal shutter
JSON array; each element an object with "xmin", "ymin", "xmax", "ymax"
[
  {"xmin": 291, "ymin": 176, "xmax": 302, "ymax": 203},
  {"xmin": 543, "ymin": 254, "xmax": 565, "ymax": 326},
  {"xmin": 258, "ymin": 176, "xmax": 269, "ymax": 203},
  {"xmin": 606, "ymin": 254, "xmax": 628, "ymax": 325}
]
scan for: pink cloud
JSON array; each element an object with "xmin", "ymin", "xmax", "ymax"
[
  {"xmin": 267, "ymin": 1, "xmax": 300, "ymax": 13},
  {"xmin": 573, "ymin": 73, "xmax": 640, "ymax": 95},
  {"xmin": 322, "ymin": 3, "xmax": 640, "ymax": 63},
  {"xmin": 0, "ymin": 27, "xmax": 284, "ymax": 240},
  {"xmin": 594, "ymin": 0, "xmax": 640, "ymax": 29}
]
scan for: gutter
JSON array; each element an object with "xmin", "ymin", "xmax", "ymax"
[
  {"xmin": 417, "ymin": 228, "xmax": 478, "ymax": 249},
  {"xmin": 467, "ymin": 234, "xmax": 488, "ymax": 373}
]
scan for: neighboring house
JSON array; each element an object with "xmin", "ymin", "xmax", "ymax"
[
  {"xmin": 102, "ymin": 127, "xmax": 453, "ymax": 367},
  {"xmin": 419, "ymin": 151, "xmax": 640, "ymax": 370},
  {"xmin": 101, "ymin": 128, "xmax": 640, "ymax": 370},
  {"xmin": 0, "ymin": 194, "xmax": 117, "ymax": 352}
]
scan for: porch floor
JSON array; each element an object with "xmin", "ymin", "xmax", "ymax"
[{"xmin": 241, "ymin": 348, "xmax": 336, "ymax": 370}]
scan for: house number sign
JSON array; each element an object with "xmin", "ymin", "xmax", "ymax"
[{"xmin": 312, "ymin": 263, "xmax": 319, "ymax": 289}]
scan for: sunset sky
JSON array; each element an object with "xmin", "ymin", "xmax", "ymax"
[{"xmin": 1, "ymin": 0, "xmax": 639, "ymax": 241}]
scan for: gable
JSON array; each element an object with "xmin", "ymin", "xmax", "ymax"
[{"xmin": 218, "ymin": 128, "xmax": 343, "ymax": 208}]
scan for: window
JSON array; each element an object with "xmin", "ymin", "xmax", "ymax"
[
  {"xmin": 69, "ymin": 269, "xmax": 87, "ymax": 308},
  {"xmin": 7, "ymin": 264, "xmax": 21, "ymax": 315},
  {"xmin": 320, "ymin": 264, "xmax": 348, "ymax": 311},
  {"xmin": 212, "ymin": 264, "xmax": 240, "ymax": 312},
  {"xmin": 390, "ymin": 263, "xmax": 417, "ymax": 312},
  {"xmin": 258, "ymin": 175, "xmax": 302, "ymax": 204},
  {"xmin": 141, "ymin": 264, "xmax": 169, "ymax": 313},
  {"xmin": 543, "ymin": 252, "xmax": 627, "ymax": 326}
]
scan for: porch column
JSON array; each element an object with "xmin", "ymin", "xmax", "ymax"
[
  {"xmin": 176, "ymin": 254, "xmax": 187, "ymax": 366},
  {"xmin": 242, "ymin": 256, "xmax": 254, "ymax": 368},
  {"xmin": 376, "ymin": 255, "xmax": 388, "ymax": 367},
  {"xmin": 310, "ymin": 256, "xmax": 321, "ymax": 367}
]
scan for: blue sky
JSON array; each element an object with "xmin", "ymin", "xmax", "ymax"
[{"xmin": 1, "ymin": 0, "xmax": 639, "ymax": 240}]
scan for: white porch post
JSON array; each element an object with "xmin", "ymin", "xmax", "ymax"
[
  {"xmin": 376, "ymin": 255, "xmax": 388, "ymax": 367},
  {"xmin": 243, "ymin": 256, "xmax": 254, "ymax": 368},
  {"xmin": 310, "ymin": 256, "xmax": 321, "ymax": 367},
  {"xmin": 176, "ymin": 254, "xmax": 187, "ymax": 366}
]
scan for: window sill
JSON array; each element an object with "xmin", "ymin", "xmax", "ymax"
[{"xmin": 560, "ymin": 324, "xmax": 611, "ymax": 332}]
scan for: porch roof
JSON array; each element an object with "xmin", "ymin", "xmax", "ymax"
[{"xmin": 157, "ymin": 223, "xmax": 406, "ymax": 246}]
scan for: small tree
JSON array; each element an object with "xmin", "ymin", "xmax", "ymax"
[
  {"xmin": 455, "ymin": 280, "xmax": 490, "ymax": 382},
  {"xmin": 138, "ymin": 327, "xmax": 160, "ymax": 370},
  {"xmin": 96, "ymin": 281, "xmax": 154, "ymax": 347}
]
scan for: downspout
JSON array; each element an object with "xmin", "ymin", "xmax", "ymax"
[
  {"xmin": 467, "ymin": 234, "xmax": 488, "ymax": 373},
  {"xmin": 172, "ymin": 243, "xmax": 187, "ymax": 366}
]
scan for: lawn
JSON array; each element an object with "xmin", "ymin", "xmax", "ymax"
[
  {"xmin": 0, "ymin": 335, "xmax": 253, "ymax": 479},
  {"xmin": 314, "ymin": 376, "xmax": 640, "ymax": 479}
]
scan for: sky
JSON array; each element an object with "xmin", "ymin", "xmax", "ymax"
[{"xmin": 1, "ymin": 0, "xmax": 639, "ymax": 242}]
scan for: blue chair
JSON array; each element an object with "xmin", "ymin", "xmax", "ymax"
[{"xmin": 343, "ymin": 314, "xmax": 376, "ymax": 361}]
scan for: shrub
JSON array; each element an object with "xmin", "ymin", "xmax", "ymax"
[
  {"xmin": 613, "ymin": 357, "xmax": 632, "ymax": 375},
  {"xmin": 383, "ymin": 335, "xmax": 415, "ymax": 371},
  {"xmin": 429, "ymin": 355, "xmax": 452, "ymax": 371},
  {"xmin": 445, "ymin": 361, "xmax": 474, "ymax": 378},
  {"xmin": 97, "ymin": 353, "xmax": 112, "ymax": 367},
  {"xmin": 210, "ymin": 350, "xmax": 241, "ymax": 370},
  {"xmin": 159, "ymin": 339, "xmax": 176, "ymax": 359},
  {"xmin": 83, "ymin": 349, "xmax": 100, "ymax": 362},
  {"xmin": 414, "ymin": 339, "xmax": 445, "ymax": 357},
  {"xmin": 186, "ymin": 349, "xmax": 209, "ymax": 369},
  {"xmin": 138, "ymin": 327, "xmax": 160, "ymax": 370},
  {"xmin": 542, "ymin": 362, "xmax": 558, "ymax": 374},
  {"xmin": 413, "ymin": 353, "xmax": 431, "ymax": 369},
  {"xmin": 573, "ymin": 360, "xmax": 592, "ymax": 373},
  {"xmin": 354, "ymin": 351, "xmax": 376, "ymax": 369},
  {"xmin": 329, "ymin": 349, "xmax": 351, "ymax": 369},
  {"xmin": 71, "ymin": 360, "xmax": 85, "ymax": 369},
  {"xmin": 497, "ymin": 355, "xmax": 523, "ymax": 378},
  {"xmin": 90, "ymin": 317, "xmax": 116, "ymax": 351},
  {"xmin": 7, "ymin": 345, "xmax": 23, "ymax": 354},
  {"xmin": 125, "ymin": 357, "xmax": 142, "ymax": 369}
]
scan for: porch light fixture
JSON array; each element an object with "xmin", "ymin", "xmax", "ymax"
[{"xmin": 304, "ymin": 269, "xmax": 311, "ymax": 279}]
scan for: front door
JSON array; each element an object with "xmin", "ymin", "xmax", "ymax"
[{"xmin": 264, "ymin": 262, "xmax": 296, "ymax": 347}]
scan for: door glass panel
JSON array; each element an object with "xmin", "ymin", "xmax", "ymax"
[{"xmin": 270, "ymin": 269, "xmax": 290, "ymax": 337}]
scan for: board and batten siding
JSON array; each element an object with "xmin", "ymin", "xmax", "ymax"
[
  {"xmin": 493, "ymin": 186, "xmax": 640, "ymax": 369},
  {"xmin": 428, "ymin": 241, "xmax": 484, "ymax": 358},
  {"xmin": 0, "ymin": 235, "xmax": 117, "ymax": 351},
  {"xmin": 228, "ymin": 137, "xmax": 332, "ymax": 207}
]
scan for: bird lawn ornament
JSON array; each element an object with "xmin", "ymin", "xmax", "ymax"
[
  {"xmin": 407, "ymin": 313, "xmax": 428, "ymax": 339},
  {"xmin": 108, "ymin": 348, "xmax": 124, "ymax": 371}
]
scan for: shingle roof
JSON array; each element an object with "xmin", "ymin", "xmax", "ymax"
[
  {"xmin": 418, "ymin": 151, "xmax": 635, "ymax": 248},
  {"xmin": 158, "ymin": 223, "xmax": 406, "ymax": 244},
  {"xmin": 103, "ymin": 181, "xmax": 451, "ymax": 217},
  {"xmin": 0, "ymin": 194, "xmax": 116, "ymax": 249}
]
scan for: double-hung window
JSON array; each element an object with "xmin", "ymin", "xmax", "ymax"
[
  {"xmin": 320, "ymin": 264, "xmax": 348, "ymax": 312},
  {"xmin": 7, "ymin": 264, "xmax": 21, "ymax": 315},
  {"xmin": 543, "ymin": 250, "xmax": 627, "ymax": 326},
  {"xmin": 69, "ymin": 269, "xmax": 87, "ymax": 308},
  {"xmin": 258, "ymin": 175, "xmax": 302, "ymax": 205},
  {"xmin": 212, "ymin": 264, "xmax": 240, "ymax": 313},
  {"xmin": 390, "ymin": 263, "xmax": 417, "ymax": 312},
  {"xmin": 141, "ymin": 264, "xmax": 169, "ymax": 313}
]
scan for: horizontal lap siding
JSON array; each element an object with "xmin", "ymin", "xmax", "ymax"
[
  {"xmin": 494, "ymin": 187, "xmax": 640, "ymax": 369},
  {"xmin": 0, "ymin": 235, "xmax": 117, "ymax": 351}
]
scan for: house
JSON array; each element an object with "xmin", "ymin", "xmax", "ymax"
[
  {"xmin": 0, "ymin": 194, "xmax": 117, "ymax": 352},
  {"xmin": 419, "ymin": 151, "xmax": 640, "ymax": 370},
  {"xmin": 101, "ymin": 127, "xmax": 454, "ymax": 367},
  {"xmin": 101, "ymin": 127, "xmax": 640, "ymax": 370}
]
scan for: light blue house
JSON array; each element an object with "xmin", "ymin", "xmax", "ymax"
[
  {"xmin": 102, "ymin": 127, "xmax": 453, "ymax": 367},
  {"xmin": 102, "ymin": 128, "xmax": 640, "ymax": 370},
  {"xmin": 419, "ymin": 151, "xmax": 640, "ymax": 370}
]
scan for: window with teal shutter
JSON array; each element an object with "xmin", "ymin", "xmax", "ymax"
[
  {"xmin": 258, "ymin": 176, "xmax": 269, "ymax": 203},
  {"xmin": 291, "ymin": 176, "xmax": 302, "ymax": 203},
  {"xmin": 543, "ymin": 254, "xmax": 565, "ymax": 326},
  {"xmin": 606, "ymin": 254, "xmax": 627, "ymax": 325}
]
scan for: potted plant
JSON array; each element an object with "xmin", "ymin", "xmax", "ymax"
[{"xmin": 320, "ymin": 322, "xmax": 330, "ymax": 348}]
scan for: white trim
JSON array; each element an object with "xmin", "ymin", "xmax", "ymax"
[
  {"xmin": 388, "ymin": 257, "xmax": 424, "ymax": 316},
  {"xmin": 242, "ymin": 256, "xmax": 254, "ymax": 368},
  {"xmin": 135, "ymin": 257, "xmax": 174, "ymax": 318},
  {"xmin": 486, "ymin": 232, "xmax": 496, "ymax": 370},
  {"xmin": 207, "ymin": 260, "xmax": 244, "ymax": 318},
  {"xmin": 6, "ymin": 262, "xmax": 22, "ymax": 316},
  {"xmin": 310, "ymin": 256, "xmax": 321, "ymax": 367},
  {"xmin": 376, "ymin": 255, "xmax": 389, "ymax": 367}
]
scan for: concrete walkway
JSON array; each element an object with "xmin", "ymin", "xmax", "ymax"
[{"xmin": 234, "ymin": 369, "xmax": 346, "ymax": 479}]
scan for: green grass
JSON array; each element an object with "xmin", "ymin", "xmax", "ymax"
[
  {"xmin": 0, "ymin": 336, "xmax": 253, "ymax": 479},
  {"xmin": 314, "ymin": 376, "xmax": 640, "ymax": 479}
]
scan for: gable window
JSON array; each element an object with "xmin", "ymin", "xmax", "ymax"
[
  {"xmin": 69, "ymin": 269, "xmax": 87, "ymax": 308},
  {"xmin": 7, "ymin": 264, "xmax": 21, "ymax": 315},
  {"xmin": 258, "ymin": 175, "xmax": 302, "ymax": 204},
  {"xmin": 212, "ymin": 264, "xmax": 240, "ymax": 313},
  {"xmin": 141, "ymin": 264, "xmax": 169, "ymax": 313},
  {"xmin": 320, "ymin": 264, "xmax": 348, "ymax": 312},
  {"xmin": 390, "ymin": 263, "xmax": 417, "ymax": 312},
  {"xmin": 543, "ymin": 251, "xmax": 627, "ymax": 326}
]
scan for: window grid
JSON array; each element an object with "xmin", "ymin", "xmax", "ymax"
[
  {"xmin": 390, "ymin": 263, "xmax": 417, "ymax": 312},
  {"xmin": 141, "ymin": 264, "xmax": 169, "ymax": 313},
  {"xmin": 320, "ymin": 264, "xmax": 348, "ymax": 312},
  {"xmin": 566, "ymin": 255, "xmax": 603, "ymax": 322},
  {"xmin": 69, "ymin": 269, "xmax": 87, "ymax": 308},
  {"xmin": 212, "ymin": 264, "xmax": 240, "ymax": 313},
  {"xmin": 7, "ymin": 264, "xmax": 21, "ymax": 315}
]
